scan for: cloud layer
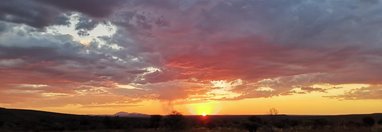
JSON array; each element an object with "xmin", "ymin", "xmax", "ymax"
[{"xmin": 1, "ymin": 0, "xmax": 382, "ymax": 108}]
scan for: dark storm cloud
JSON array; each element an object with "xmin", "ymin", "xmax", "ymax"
[
  {"xmin": 37, "ymin": 0, "xmax": 125, "ymax": 18},
  {"xmin": 0, "ymin": 45, "xmax": 83, "ymax": 61},
  {"xmin": 0, "ymin": 0, "xmax": 66, "ymax": 28},
  {"xmin": 0, "ymin": 20, "xmax": 151, "ymax": 88},
  {"xmin": 0, "ymin": 0, "xmax": 124, "ymax": 28},
  {"xmin": 0, "ymin": 27, "xmax": 92, "ymax": 62}
]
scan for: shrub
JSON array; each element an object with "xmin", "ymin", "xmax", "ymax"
[
  {"xmin": 312, "ymin": 118, "xmax": 329, "ymax": 128},
  {"xmin": 163, "ymin": 111, "xmax": 186, "ymax": 130},
  {"xmin": 244, "ymin": 122, "xmax": 260, "ymax": 132},
  {"xmin": 345, "ymin": 121, "xmax": 362, "ymax": 127},
  {"xmin": 362, "ymin": 117, "xmax": 375, "ymax": 127},
  {"xmin": 244, "ymin": 116, "xmax": 264, "ymax": 132},
  {"xmin": 248, "ymin": 116, "xmax": 263, "ymax": 124},
  {"xmin": 273, "ymin": 119, "xmax": 294, "ymax": 129},
  {"xmin": 269, "ymin": 108, "xmax": 279, "ymax": 115}
]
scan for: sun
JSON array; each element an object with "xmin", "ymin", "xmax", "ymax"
[{"xmin": 201, "ymin": 112, "xmax": 207, "ymax": 117}]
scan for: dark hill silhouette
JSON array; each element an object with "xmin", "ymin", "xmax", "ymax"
[
  {"xmin": 0, "ymin": 107, "xmax": 150, "ymax": 131},
  {"xmin": 0, "ymin": 107, "xmax": 381, "ymax": 131}
]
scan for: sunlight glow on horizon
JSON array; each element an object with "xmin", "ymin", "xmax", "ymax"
[{"xmin": 187, "ymin": 101, "xmax": 222, "ymax": 115}]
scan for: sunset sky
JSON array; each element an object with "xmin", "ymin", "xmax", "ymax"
[{"xmin": 0, "ymin": 0, "xmax": 382, "ymax": 115}]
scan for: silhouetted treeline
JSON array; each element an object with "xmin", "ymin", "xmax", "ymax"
[{"xmin": 1, "ymin": 108, "xmax": 382, "ymax": 131}]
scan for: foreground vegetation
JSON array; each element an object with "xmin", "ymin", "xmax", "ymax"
[{"xmin": 0, "ymin": 108, "xmax": 382, "ymax": 132}]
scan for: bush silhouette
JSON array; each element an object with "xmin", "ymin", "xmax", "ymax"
[
  {"xmin": 272, "ymin": 119, "xmax": 299, "ymax": 129},
  {"xmin": 163, "ymin": 111, "xmax": 186, "ymax": 130},
  {"xmin": 269, "ymin": 108, "xmax": 279, "ymax": 115},
  {"xmin": 244, "ymin": 116, "xmax": 263, "ymax": 132},
  {"xmin": 244, "ymin": 122, "xmax": 260, "ymax": 132},
  {"xmin": 312, "ymin": 118, "xmax": 329, "ymax": 129},
  {"xmin": 362, "ymin": 117, "xmax": 375, "ymax": 127},
  {"xmin": 248, "ymin": 116, "xmax": 263, "ymax": 124},
  {"xmin": 378, "ymin": 118, "xmax": 382, "ymax": 125},
  {"xmin": 149, "ymin": 115, "xmax": 162, "ymax": 128}
]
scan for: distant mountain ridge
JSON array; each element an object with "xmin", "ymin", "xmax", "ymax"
[{"xmin": 113, "ymin": 111, "xmax": 149, "ymax": 117}]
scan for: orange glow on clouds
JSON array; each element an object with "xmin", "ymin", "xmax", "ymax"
[{"xmin": 1, "ymin": 0, "xmax": 382, "ymax": 116}]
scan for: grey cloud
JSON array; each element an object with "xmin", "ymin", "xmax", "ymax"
[
  {"xmin": 0, "ymin": 0, "xmax": 66, "ymax": 28},
  {"xmin": 0, "ymin": 18, "xmax": 154, "ymax": 87},
  {"xmin": 0, "ymin": 22, "xmax": 7, "ymax": 32},
  {"xmin": 75, "ymin": 15, "xmax": 100, "ymax": 36},
  {"xmin": 229, "ymin": 73, "xmax": 329, "ymax": 99},
  {"xmin": 37, "ymin": 0, "xmax": 125, "ymax": 18},
  {"xmin": 0, "ymin": 0, "xmax": 124, "ymax": 28},
  {"xmin": 202, "ymin": 0, "xmax": 382, "ymax": 48},
  {"xmin": 300, "ymin": 87, "xmax": 326, "ymax": 93},
  {"xmin": 0, "ymin": 59, "xmax": 24, "ymax": 68},
  {"xmin": 329, "ymin": 85, "xmax": 382, "ymax": 100}
]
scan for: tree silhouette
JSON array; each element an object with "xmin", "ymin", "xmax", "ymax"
[
  {"xmin": 362, "ymin": 117, "xmax": 375, "ymax": 127},
  {"xmin": 244, "ymin": 116, "xmax": 263, "ymax": 132},
  {"xmin": 269, "ymin": 108, "xmax": 279, "ymax": 115},
  {"xmin": 163, "ymin": 111, "xmax": 186, "ymax": 130}
]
